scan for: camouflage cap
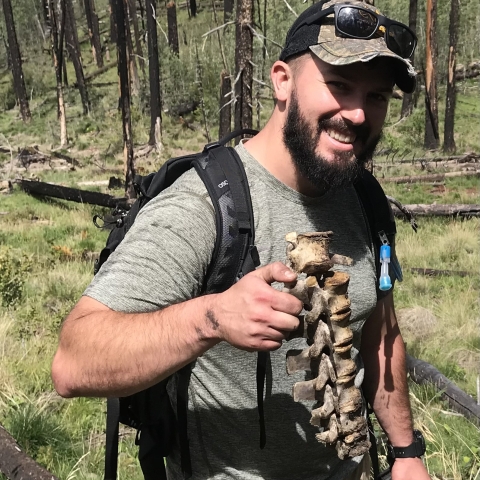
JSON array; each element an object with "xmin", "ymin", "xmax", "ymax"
[{"xmin": 279, "ymin": 0, "xmax": 416, "ymax": 93}]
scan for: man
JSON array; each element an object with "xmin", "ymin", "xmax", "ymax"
[{"xmin": 52, "ymin": 1, "xmax": 431, "ymax": 479}]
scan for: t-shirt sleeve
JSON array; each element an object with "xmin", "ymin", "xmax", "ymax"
[{"xmin": 84, "ymin": 189, "xmax": 217, "ymax": 313}]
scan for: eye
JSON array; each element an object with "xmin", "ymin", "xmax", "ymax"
[
  {"xmin": 369, "ymin": 92, "xmax": 389, "ymax": 103},
  {"xmin": 328, "ymin": 81, "xmax": 348, "ymax": 90}
]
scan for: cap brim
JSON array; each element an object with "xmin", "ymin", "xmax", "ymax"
[{"xmin": 309, "ymin": 38, "xmax": 416, "ymax": 94}]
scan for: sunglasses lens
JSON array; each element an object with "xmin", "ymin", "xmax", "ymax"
[
  {"xmin": 388, "ymin": 24, "xmax": 415, "ymax": 58},
  {"xmin": 337, "ymin": 7, "xmax": 377, "ymax": 37}
]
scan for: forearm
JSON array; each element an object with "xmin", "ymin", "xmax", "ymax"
[
  {"xmin": 52, "ymin": 294, "xmax": 221, "ymax": 398},
  {"xmin": 361, "ymin": 295, "xmax": 414, "ymax": 446}
]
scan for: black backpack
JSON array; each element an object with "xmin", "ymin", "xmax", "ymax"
[{"xmin": 93, "ymin": 130, "xmax": 404, "ymax": 480}]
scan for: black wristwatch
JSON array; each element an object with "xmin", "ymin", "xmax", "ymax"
[{"xmin": 387, "ymin": 430, "xmax": 426, "ymax": 465}]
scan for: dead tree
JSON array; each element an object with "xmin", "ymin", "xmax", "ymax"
[
  {"xmin": 190, "ymin": 0, "xmax": 197, "ymax": 16},
  {"xmin": 424, "ymin": 0, "xmax": 439, "ymax": 149},
  {"xmin": 113, "ymin": 0, "xmax": 136, "ymax": 200},
  {"xmin": 219, "ymin": 70, "xmax": 231, "ymax": 140},
  {"xmin": 84, "ymin": 0, "xmax": 104, "ymax": 67},
  {"xmin": 124, "ymin": 0, "xmax": 141, "ymax": 96},
  {"xmin": 167, "ymin": 2, "xmax": 179, "ymax": 55},
  {"xmin": 109, "ymin": 0, "xmax": 117, "ymax": 43},
  {"xmin": 146, "ymin": 0, "xmax": 162, "ymax": 149},
  {"xmin": 400, "ymin": 0, "xmax": 418, "ymax": 118},
  {"xmin": 48, "ymin": 0, "xmax": 69, "ymax": 146},
  {"xmin": 2, "ymin": 0, "xmax": 31, "ymax": 122},
  {"xmin": 65, "ymin": 0, "xmax": 90, "ymax": 114},
  {"xmin": 443, "ymin": 0, "xmax": 459, "ymax": 153},
  {"xmin": 224, "ymin": 0, "xmax": 234, "ymax": 21},
  {"xmin": 127, "ymin": 0, "xmax": 146, "ymax": 76},
  {"xmin": 234, "ymin": 0, "xmax": 253, "ymax": 141}
]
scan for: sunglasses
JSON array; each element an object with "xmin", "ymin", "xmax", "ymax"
[{"xmin": 291, "ymin": 4, "xmax": 417, "ymax": 59}]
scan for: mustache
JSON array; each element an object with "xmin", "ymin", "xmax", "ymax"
[{"xmin": 317, "ymin": 118, "xmax": 371, "ymax": 141}]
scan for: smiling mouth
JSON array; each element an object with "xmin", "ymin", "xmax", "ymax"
[{"xmin": 326, "ymin": 129, "xmax": 356, "ymax": 144}]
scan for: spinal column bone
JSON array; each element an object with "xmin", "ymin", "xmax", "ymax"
[{"xmin": 284, "ymin": 231, "xmax": 370, "ymax": 459}]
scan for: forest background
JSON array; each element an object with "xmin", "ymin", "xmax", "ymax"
[{"xmin": 0, "ymin": 0, "xmax": 479, "ymax": 478}]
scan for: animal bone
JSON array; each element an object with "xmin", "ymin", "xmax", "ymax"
[{"xmin": 284, "ymin": 231, "xmax": 370, "ymax": 459}]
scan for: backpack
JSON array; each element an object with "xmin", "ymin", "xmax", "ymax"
[{"xmin": 93, "ymin": 130, "xmax": 404, "ymax": 480}]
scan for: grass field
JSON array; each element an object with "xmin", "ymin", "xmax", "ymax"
[{"xmin": 0, "ymin": 0, "xmax": 479, "ymax": 478}]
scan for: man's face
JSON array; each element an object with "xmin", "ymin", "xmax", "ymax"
[{"xmin": 282, "ymin": 56, "xmax": 393, "ymax": 192}]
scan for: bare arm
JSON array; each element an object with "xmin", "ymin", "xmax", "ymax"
[
  {"xmin": 52, "ymin": 262, "xmax": 302, "ymax": 398},
  {"xmin": 360, "ymin": 293, "xmax": 430, "ymax": 480}
]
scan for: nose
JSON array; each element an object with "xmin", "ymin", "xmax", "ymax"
[{"xmin": 340, "ymin": 96, "xmax": 367, "ymax": 126}]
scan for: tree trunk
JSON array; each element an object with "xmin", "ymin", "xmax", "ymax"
[
  {"xmin": 146, "ymin": 0, "xmax": 162, "ymax": 149},
  {"xmin": 127, "ymin": 0, "xmax": 146, "ymax": 76},
  {"xmin": 219, "ymin": 70, "xmax": 231, "ymax": 140},
  {"xmin": 124, "ymin": 0, "xmax": 141, "ymax": 96},
  {"xmin": 234, "ymin": 0, "xmax": 253, "ymax": 142},
  {"xmin": 400, "ymin": 0, "xmax": 417, "ymax": 118},
  {"xmin": 167, "ymin": 2, "xmax": 179, "ymax": 55},
  {"xmin": 381, "ymin": 170, "xmax": 479, "ymax": 184},
  {"xmin": 424, "ymin": 0, "xmax": 439, "ymax": 149},
  {"xmin": 48, "ymin": 0, "xmax": 68, "ymax": 147},
  {"xmin": 65, "ymin": 0, "xmax": 90, "ymax": 114},
  {"xmin": 189, "ymin": 0, "xmax": 197, "ymax": 16},
  {"xmin": 443, "ymin": 0, "xmax": 459, "ymax": 153},
  {"xmin": 113, "ymin": 0, "xmax": 136, "ymax": 200},
  {"xmin": 224, "ymin": 0, "xmax": 234, "ymax": 21},
  {"xmin": 1, "ymin": 0, "xmax": 31, "ymax": 122},
  {"xmin": 390, "ymin": 203, "xmax": 480, "ymax": 217},
  {"xmin": 84, "ymin": 0, "xmax": 104, "ymax": 67},
  {"xmin": 109, "ymin": 0, "xmax": 117, "ymax": 43}
]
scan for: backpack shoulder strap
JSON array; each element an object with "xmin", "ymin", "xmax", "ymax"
[{"xmin": 354, "ymin": 170, "xmax": 402, "ymax": 298}]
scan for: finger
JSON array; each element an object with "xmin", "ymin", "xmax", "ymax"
[
  {"xmin": 269, "ymin": 290, "xmax": 303, "ymax": 316},
  {"xmin": 267, "ymin": 310, "xmax": 301, "ymax": 333},
  {"xmin": 251, "ymin": 262, "xmax": 297, "ymax": 285}
]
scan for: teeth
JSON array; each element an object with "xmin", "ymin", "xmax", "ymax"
[{"xmin": 326, "ymin": 129, "xmax": 356, "ymax": 144}]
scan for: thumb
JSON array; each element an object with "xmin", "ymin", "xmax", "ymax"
[{"xmin": 251, "ymin": 262, "xmax": 297, "ymax": 285}]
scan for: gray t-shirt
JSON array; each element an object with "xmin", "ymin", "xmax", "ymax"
[{"xmin": 85, "ymin": 143, "xmax": 377, "ymax": 480}]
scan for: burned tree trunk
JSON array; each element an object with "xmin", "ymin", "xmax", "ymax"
[
  {"xmin": 127, "ymin": 0, "xmax": 145, "ymax": 76},
  {"xmin": 146, "ymin": 0, "xmax": 162, "ymax": 149},
  {"xmin": 234, "ymin": 0, "xmax": 253, "ymax": 141},
  {"xmin": 65, "ymin": 0, "xmax": 90, "ymax": 114},
  {"xmin": 167, "ymin": 2, "xmax": 179, "ymax": 55},
  {"xmin": 84, "ymin": 0, "xmax": 104, "ymax": 67},
  {"xmin": 400, "ymin": 0, "xmax": 417, "ymax": 118},
  {"xmin": 124, "ymin": 0, "xmax": 141, "ymax": 96},
  {"xmin": 190, "ymin": 0, "xmax": 197, "ymax": 17},
  {"xmin": 224, "ymin": 0, "xmax": 234, "ymax": 21},
  {"xmin": 113, "ymin": 0, "xmax": 136, "ymax": 199},
  {"xmin": 424, "ymin": 0, "xmax": 439, "ymax": 149},
  {"xmin": 109, "ymin": 0, "xmax": 117, "ymax": 43},
  {"xmin": 219, "ymin": 70, "xmax": 231, "ymax": 140},
  {"xmin": 48, "ymin": 0, "xmax": 69, "ymax": 146},
  {"xmin": 2, "ymin": 0, "xmax": 31, "ymax": 122},
  {"xmin": 443, "ymin": 0, "xmax": 459, "ymax": 153}
]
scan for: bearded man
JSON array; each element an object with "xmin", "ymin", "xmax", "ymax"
[{"xmin": 53, "ymin": 1, "xmax": 431, "ymax": 479}]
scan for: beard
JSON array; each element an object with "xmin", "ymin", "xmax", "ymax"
[{"xmin": 282, "ymin": 91, "xmax": 381, "ymax": 193}]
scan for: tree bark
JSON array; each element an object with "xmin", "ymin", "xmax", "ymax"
[
  {"xmin": 219, "ymin": 70, "xmax": 231, "ymax": 140},
  {"xmin": 124, "ymin": 0, "xmax": 141, "ymax": 96},
  {"xmin": 167, "ymin": 2, "xmax": 179, "ymax": 55},
  {"xmin": 0, "ymin": 424, "xmax": 60, "ymax": 480},
  {"xmin": 2, "ymin": 0, "xmax": 31, "ymax": 122},
  {"xmin": 400, "ymin": 0, "xmax": 417, "ymax": 118},
  {"xmin": 189, "ymin": 0, "xmax": 197, "ymax": 16},
  {"xmin": 84, "ymin": 0, "xmax": 104, "ymax": 67},
  {"xmin": 424, "ymin": 0, "xmax": 439, "ymax": 149},
  {"xmin": 48, "ymin": 0, "xmax": 69, "ymax": 147},
  {"xmin": 234, "ymin": 0, "xmax": 253, "ymax": 142},
  {"xmin": 443, "ymin": 0, "xmax": 459, "ymax": 153},
  {"xmin": 406, "ymin": 355, "xmax": 480, "ymax": 426},
  {"xmin": 146, "ymin": 0, "xmax": 163, "ymax": 149},
  {"xmin": 17, "ymin": 179, "xmax": 128, "ymax": 209},
  {"xmin": 390, "ymin": 203, "xmax": 480, "ymax": 217},
  {"xmin": 109, "ymin": 0, "xmax": 117, "ymax": 43},
  {"xmin": 127, "ymin": 0, "xmax": 146, "ymax": 76},
  {"xmin": 113, "ymin": 0, "xmax": 136, "ymax": 199},
  {"xmin": 65, "ymin": 0, "xmax": 90, "ymax": 114}
]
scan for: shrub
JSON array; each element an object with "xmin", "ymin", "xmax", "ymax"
[{"xmin": 0, "ymin": 247, "xmax": 31, "ymax": 307}]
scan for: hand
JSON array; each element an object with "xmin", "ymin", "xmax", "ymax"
[
  {"xmin": 212, "ymin": 262, "xmax": 303, "ymax": 351},
  {"xmin": 391, "ymin": 457, "xmax": 431, "ymax": 480}
]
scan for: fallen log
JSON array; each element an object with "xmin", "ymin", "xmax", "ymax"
[
  {"xmin": 389, "ymin": 152, "xmax": 478, "ymax": 165},
  {"xmin": 0, "ymin": 424, "xmax": 59, "ymax": 480},
  {"xmin": 381, "ymin": 171, "xmax": 479, "ymax": 184},
  {"xmin": 406, "ymin": 354, "xmax": 480, "ymax": 426},
  {"xmin": 410, "ymin": 267, "xmax": 472, "ymax": 277},
  {"xmin": 391, "ymin": 204, "xmax": 480, "ymax": 217},
  {"xmin": 78, "ymin": 61, "xmax": 117, "ymax": 84},
  {"xmin": 17, "ymin": 179, "xmax": 128, "ymax": 210}
]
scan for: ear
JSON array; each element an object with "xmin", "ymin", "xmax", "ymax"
[{"xmin": 271, "ymin": 61, "xmax": 293, "ymax": 103}]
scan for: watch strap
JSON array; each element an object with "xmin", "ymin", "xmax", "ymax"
[{"xmin": 388, "ymin": 430, "xmax": 426, "ymax": 460}]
